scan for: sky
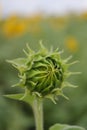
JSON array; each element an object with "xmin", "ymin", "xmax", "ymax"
[{"xmin": 0, "ymin": 0, "xmax": 87, "ymax": 17}]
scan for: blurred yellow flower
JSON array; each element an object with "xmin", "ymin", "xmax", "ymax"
[
  {"xmin": 65, "ymin": 36, "xmax": 78, "ymax": 52},
  {"xmin": 26, "ymin": 15, "xmax": 43, "ymax": 35},
  {"xmin": 7, "ymin": 15, "xmax": 18, "ymax": 22},
  {"xmin": 3, "ymin": 15, "xmax": 26, "ymax": 37},
  {"xmin": 80, "ymin": 12, "xmax": 87, "ymax": 20}
]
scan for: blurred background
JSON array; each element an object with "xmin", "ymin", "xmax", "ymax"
[{"xmin": 0, "ymin": 0, "xmax": 87, "ymax": 130}]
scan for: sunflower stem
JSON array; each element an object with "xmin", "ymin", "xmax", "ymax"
[{"xmin": 32, "ymin": 97, "xmax": 44, "ymax": 130}]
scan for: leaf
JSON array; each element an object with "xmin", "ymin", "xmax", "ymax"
[
  {"xmin": 63, "ymin": 55, "xmax": 72, "ymax": 63},
  {"xmin": 7, "ymin": 58, "xmax": 27, "ymax": 73},
  {"xmin": 66, "ymin": 126, "xmax": 85, "ymax": 130},
  {"xmin": 27, "ymin": 69, "xmax": 47, "ymax": 79},
  {"xmin": 32, "ymin": 61, "xmax": 47, "ymax": 68},
  {"xmin": 49, "ymin": 124, "xmax": 85, "ymax": 130},
  {"xmin": 4, "ymin": 93, "xmax": 35, "ymax": 106},
  {"xmin": 4, "ymin": 93, "xmax": 24, "ymax": 100},
  {"xmin": 62, "ymin": 82, "xmax": 78, "ymax": 89},
  {"xmin": 7, "ymin": 58, "xmax": 27, "ymax": 66},
  {"xmin": 39, "ymin": 40, "xmax": 48, "ymax": 56},
  {"xmin": 26, "ymin": 43, "xmax": 35, "ymax": 54},
  {"xmin": 49, "ymin": 124, "xmax": 68, "ymax": 130}
]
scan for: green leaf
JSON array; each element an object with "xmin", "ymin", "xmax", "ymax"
[
  {"xmin": 26, "ymin": 69, "xmax": 47, "ymax": 79},
  {"xmin": 49, "ymin": 124, "xmax": 85, "ymax": 130},
  {"xmin": 66, "ymin": 127, "xmax": 85, "ymax": 130},
  {"xmin": 7, "ymin": 58, "xmax": 27, "ymax": 66},
  {"xmin": 4, "ymin": 93, "xmax": 35, "ymax": 106},
  {"xmin": 7, "ymin": 58, "xmax": 27, "ymax": 73}
]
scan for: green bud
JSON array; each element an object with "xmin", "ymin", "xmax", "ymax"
[{"xmin": 7, "ymin": 42, "xmax": 78, "ymax": 102}]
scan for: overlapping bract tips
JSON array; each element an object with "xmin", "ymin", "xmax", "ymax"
[{"xmin": 7, "ymin": 42, "xmax": 79, "ymax": 103}]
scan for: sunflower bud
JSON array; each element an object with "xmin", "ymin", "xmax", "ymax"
[{"xmin": 7, "ymin": 42, "xmax": 78, "ymax": 102}]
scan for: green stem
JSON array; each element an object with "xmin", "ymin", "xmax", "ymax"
[{"xmin": 32, "ymin": 97, "xmax": 44, "ymax": 130}]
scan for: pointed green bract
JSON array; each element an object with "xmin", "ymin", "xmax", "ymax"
[
  {"xmin": 4, "ymin": 93, "xmax": 35, "ymax": 106},
  {"xmin": 7, "ymin": 42, "xmax": 78, "ymax": 102}
]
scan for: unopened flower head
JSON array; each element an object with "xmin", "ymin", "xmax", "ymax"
[{"xmin": 7, "ymin": 42, "xmax": 79, "ymax": 102}]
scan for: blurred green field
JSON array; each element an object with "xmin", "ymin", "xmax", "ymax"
[{"xmin": 0, "ymin": 14, "xmax": 87, "ymax": 130}]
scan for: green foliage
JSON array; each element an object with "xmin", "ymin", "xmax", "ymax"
[
  {"xmin": 4, "ymin": 93, "xmax": 34, "ymax": 105},
  {"xmin": 49, "ymin": 124, "xmax": 85, "ymax": 130},
  {"xmin": 0, "ymin": 96, "xmax": 31, "ymax": 130}
]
